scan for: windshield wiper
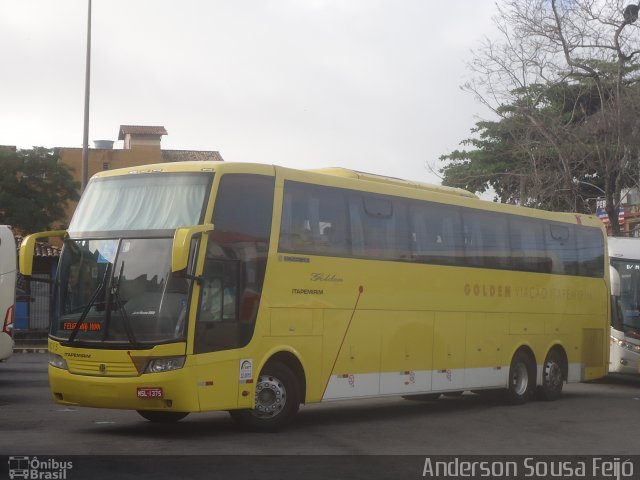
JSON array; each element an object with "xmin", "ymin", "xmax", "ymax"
[
  {"xmin": 68, "ymin": 265, "xmax": 111, "ymax": 343},
  {"xmin": 110, "ymin": 261, "xmax": 140, "ymax": 348}
]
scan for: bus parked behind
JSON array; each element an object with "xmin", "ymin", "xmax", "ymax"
[
  {"xmin": 608, "ymin": 236, "xmax": 640, "ymax": 374},
  {"xmin": 0, "ymin": 225, "xmax": 16, "ymax": 361}
]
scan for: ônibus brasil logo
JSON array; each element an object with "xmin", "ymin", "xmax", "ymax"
[{"xmin": 8, "ymin": 456, "xmax": 73, "ymax": 480}]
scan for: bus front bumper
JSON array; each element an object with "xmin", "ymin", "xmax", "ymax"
[
  {"xmin": 609, "ymin": 340, "xmax": 640, "ymax": 374},
  {"xmin": 48, "ymin": 365, "xmax": 201, "ymax": 412}
]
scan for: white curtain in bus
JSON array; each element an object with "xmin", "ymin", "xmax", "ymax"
[{"xmin": 70, "ymin": 178, "xmax": 208, "ymax": 232}]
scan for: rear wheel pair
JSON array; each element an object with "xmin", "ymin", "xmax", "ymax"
[{"xmin": 506, "ymin": 348, "xmax": 565, "ymax": 404}]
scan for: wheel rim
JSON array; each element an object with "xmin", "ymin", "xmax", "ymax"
[
  {"xmin": 511, "ymin": 362, "xmax": 528, "ymax": 396},
  {"xmin": 544, "ymin": 360, "xmax": 562, "ymax": 389},
  {"xmin": 252, "ymin": 374, "xmax": 286, "ymax": 418}
]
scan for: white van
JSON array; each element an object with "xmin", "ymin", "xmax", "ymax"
[{"xmin": 0, "ymin": 226, "xmax": 16, "ymax": 360}]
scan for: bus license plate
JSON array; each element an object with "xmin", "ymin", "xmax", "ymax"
[{"xmin": 137, "ymin": 387, "xmax": 163, "ymax": 399}]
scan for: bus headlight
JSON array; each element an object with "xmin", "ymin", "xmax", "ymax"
[
  {"xmin": 49, "ymin": 353, "xmax": 68, "ymax": 370},
  {"xmin": 145, "ymin": 356, "xmax": 186, "ymax": 373},
  {"xmin": 611, "ymin": 336, "xmax": 640, "ymax": 353}
]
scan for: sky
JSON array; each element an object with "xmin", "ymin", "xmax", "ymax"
[{"xmin": 0, "ymin": 0, "xmax": 498, "ymax": 186}]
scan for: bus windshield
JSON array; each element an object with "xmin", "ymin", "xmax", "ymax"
[
  {"xmin": 52, "ymin": 238, "xmax": 191, "ymax": 345},
  {"xmin": 68, "ymin": 172, "xmax": 212, "ymax": 235},
  {"xmin": 611, "ymin": 258, "xmax": 640, "ymax": 335}
]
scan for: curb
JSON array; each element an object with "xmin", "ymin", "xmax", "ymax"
[{"xmin": 13, "ymin": 345, "xmax": 48, "ymax": 353}]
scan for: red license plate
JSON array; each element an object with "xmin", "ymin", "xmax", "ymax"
[{"xmin": 137, "ymin": 387, "xmax": 163, "ymax": 399}]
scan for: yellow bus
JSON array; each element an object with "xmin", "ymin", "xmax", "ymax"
[{"xmin": 19, "ymin": 161, "xmax": 610, "ymax": 431}]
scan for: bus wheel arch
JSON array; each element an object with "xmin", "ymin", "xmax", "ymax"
[
  {"xmin": 264, "ymin": 351, "xmax": 307, "ymax": 404},
  {"xmin": 537, "ymin": 345, "xmax": 567, "ymax": 401},
  {"xmin": 506, "ymin": 346, "xmax": 537, "ymax": 405},
  {"xmin": 229, "ymin": 351, "xmax": 305, "ymax": 431}
]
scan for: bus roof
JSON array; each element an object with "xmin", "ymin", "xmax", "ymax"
[
  {"xmin": 93, "ymin": 162, "xmax": 476, "ymax": 198},
  {"xmin": 309, "ymin": 167, "xmax": 478, "ymax": 199},
  {"xmin": 88, "ymin": 160, "xmax": 604, "ymax": 229}
]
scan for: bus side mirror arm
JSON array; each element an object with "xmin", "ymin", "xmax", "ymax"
[
  {"xmin": 179, "ymin": 273, "xmax": 204, "ymax": 284},
  {"xmin": 171, "ymin": 224, "xmax": 214, "ymax": 273},
  {"xmin": 19, "ymin": 230, "xmax": 67, "ymax": 276}
]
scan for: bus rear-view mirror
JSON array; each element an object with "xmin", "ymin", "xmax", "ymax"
[
  {"xmin": 19, "ymin": 230, "xmax": 67, "ymax": 276},
  {"xmin": 171, "ymin": 224, "xmax": 214, "ymax": 273}
]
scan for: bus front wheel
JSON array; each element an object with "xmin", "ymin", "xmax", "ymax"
[
  {"xmin": 229, "ymin": 361, "xmax": 300, "ymax": 432},
  {"xmin": 506, "ymin": 350, "xmax": 536, "ymax": 405},
  {"xmin": 137, "ymin": 410, "xmax": 189, "ymax": 423}
]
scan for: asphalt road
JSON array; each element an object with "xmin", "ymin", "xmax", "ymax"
[{"xmin": 2, "ymin": 352, "xmax": 640, "ymax": 479}]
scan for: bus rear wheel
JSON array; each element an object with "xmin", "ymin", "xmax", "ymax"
[
  {"xmin": 137, "ymin": 410, "xmax": 189, "ymax": 423},
  {"xmin": 229, "ymin": 361, "xmax": 300, "ymax": 432},
  {"xmin": 505, "ymin": 350, "xmax": 536, "ymax": 405},
  {"xmin": 537, "ymin": 349, "xmax": 565, "ymax": 401}
]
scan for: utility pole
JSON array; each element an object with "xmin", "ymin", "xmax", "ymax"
[{"xmin": 81, "ymin": 0, "xmax": 92, "ymax": 193}]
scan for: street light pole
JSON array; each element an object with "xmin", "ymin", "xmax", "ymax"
[{"xmin": 81, "ymin": 0, "xmax": 92, "ymax": 193}]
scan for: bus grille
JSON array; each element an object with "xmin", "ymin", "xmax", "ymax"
[{"xmin": 66, "ymin": 358, "xmax": 140, "ymax": 377}]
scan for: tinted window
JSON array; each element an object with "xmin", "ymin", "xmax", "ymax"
[
  {"xmin": 280, "ymin": 182, "xmax": 348, "ymax": 256},
  {"xmin": 277, "ymin": 180, "xmax": 604, "ymax": 278},
  {"xmin": 195, "ymin": 174, "xmax": 274, "ymax": 354},
  {"xmin": 463, "ymin": 209, "xmax": 510, "ymax": 269},
  {"xmin": 349, "ymin": 194, "xmax": 409, "ymax": 260},
  {"xmin": 577, "ymin": 227, "xmax": 604, "ymax": 277},
  {"xmin": 546, "ymin": 224, "xmax": 579, "ymax": 275},
  {"xmin": 509, "ymin": 216, "xmax": 550, "ymax": 273},
  {"xmin": 213, "ymin": 174, "xmax": 274, "ymax": 242},
  {"xmin": 409, "ymin": 201, "xmax": 464, "ymax": 266}
]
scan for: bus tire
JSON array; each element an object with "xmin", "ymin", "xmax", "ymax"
[
  {"xmin": 229, "ymin": 361, "xmax": 300, "ymax": 432},
  {"xmin": 506, "ymin": 350, "xmax": 536, "ymax": 405},
  {"xmin": 137, "ymin": 410, "xmax": 189, "ymax": 423},
  {"xmin": 537, "ymin": 349, "xmax": 565, "ymax": 401},
  {"xmin": 402, "ymin": 393, "xmax": 440, "ymax": 401}
]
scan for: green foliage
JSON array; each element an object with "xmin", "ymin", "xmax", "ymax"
[
  {"xmin": 0, "ymin": 147, "xmax": 80, "ymax": 234},
  {"xmin": 440, "ymin": 75, "xmax": 640, "ymax": 214},
  {"xmin": 439, "ymin": 119, "xmax": 529, "ymax": 204}
]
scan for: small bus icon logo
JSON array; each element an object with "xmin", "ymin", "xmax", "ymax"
[{"xmin": 8, "ymin": 456, "xmax": 30, "ymax": 479}]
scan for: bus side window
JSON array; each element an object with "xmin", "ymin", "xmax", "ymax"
[
  {"xmin": 279, "ymin": 182, "xmax": 348, "ymax": 256},
  {"xmin": 509, "ymin": 217, "xmax": 549, "ymax": 273},
  {"xmin": 463, "ymin": 210, "xmax": 510, "ymax": 270},
  {"xmin": 409, "ymin": 201, "xmax": 463, "ymax": 266},
  {"xmin": 348, "ymin": 198, "xmax": 365, "ymax": 256},
  {"xmin": 352, "ymin": 194, "xmax": 408, "ymax": 260},
  {"xmin": 546, "ymin": 224, "xmax": 578, "ymax": 275},
  {"xmin": 577, "ymin": 227, "xmax": 604, "ymax": 277}
]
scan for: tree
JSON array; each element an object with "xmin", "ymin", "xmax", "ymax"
[
  {"xmin": 0, "ymin": 147, "xmax": 80, "ymax": 234},
  {"xmin": 441, "ymin": 0, "xmax": 640, "ymax": 234}
]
